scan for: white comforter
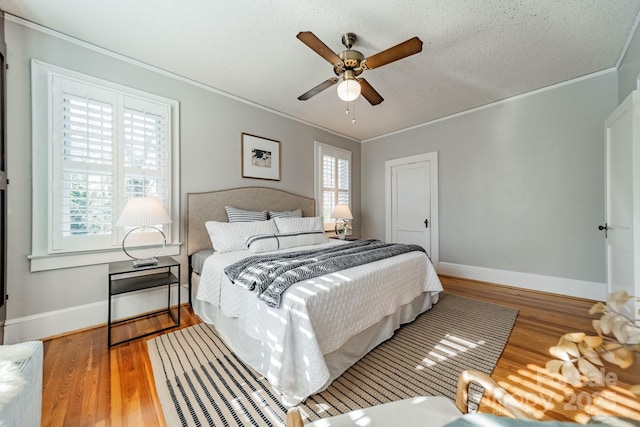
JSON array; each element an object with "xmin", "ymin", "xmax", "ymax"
[{"xmin": 195, "ymin": 240, "xmax": 443, "ymax": 404}]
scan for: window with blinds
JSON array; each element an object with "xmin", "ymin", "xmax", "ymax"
[
  {"xmin": 48, "ymin": 72, "xmax": 172, "ymax": 253},
  {"xmin": 59, "ymin": 94, "xmax": 114, "ymax": 240},
  {"xmin": 315, "ymin": 142, "xmax": 352, "ymax": 229},
  {"xmin": 123, "ymin": 109, "xmax": 166, "ymax": 201}
]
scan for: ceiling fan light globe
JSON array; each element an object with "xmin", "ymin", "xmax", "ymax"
[{"xmin": 337, "ymin": 79, "xmax": 361, "ymax": 101}]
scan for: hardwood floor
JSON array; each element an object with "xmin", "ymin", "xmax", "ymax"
[
  {"xmin": 41, "ymin": 278, "xmax": 640, "ymax": 426},
  {"xmin": 442, "ymin": 277, "xmax": 640, "ymax": 423},
  {"xmin": 42, "ymin": 307, "xmax": 201, "ymax": 427}
]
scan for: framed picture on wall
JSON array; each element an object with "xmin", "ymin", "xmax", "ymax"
[{"xmin": 241, "ymin": 133, "xmax": 281, "ymax": 181}]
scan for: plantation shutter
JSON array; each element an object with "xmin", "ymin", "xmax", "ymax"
[
  {"xmin": 317, "ymin": 143, "xmax": 351, "ymax": 226},
  {"xmin": 50, "ymin": 74, "xmax": 171, "ymax": 253},
  {"xmin": 337, "ymin": 157, "xmax": 350, "ymax": 206},
  {"xmin": 322, "ymin": 153, "xmax": 336, "ymax": 221},
  {"xmin": 123, "ymin": 108, "xmax": 166, "ymax": 203},
  {"xmin": 59, "ymin": 93, "xmax": 114, "ymax": 238},
  {"xmin": 51, "ymin": 76, "xmax": 118, "ymax": 251},
  {"xmin": 58, "ymin": 94, "xmax": 113, "ymax": 236}
]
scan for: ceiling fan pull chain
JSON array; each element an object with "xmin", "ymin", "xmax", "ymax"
[{"xmin": 352, "ymin": 100, "xmax": 356, "ymax": 124}]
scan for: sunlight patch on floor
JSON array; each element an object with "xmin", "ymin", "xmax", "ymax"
[
  {"xmin": 490, "ymin": 364, "xmax": 640, "ymax": 424},
  {"xmin": 418, "ymin": 334, "xmax": 485, "ymax": 370}
]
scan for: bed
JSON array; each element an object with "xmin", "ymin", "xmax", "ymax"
[{"xmin": 186, "ymin": 187, "xmax": 443, "ymax": 405}]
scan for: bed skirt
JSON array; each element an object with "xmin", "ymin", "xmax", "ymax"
[{"xmin": 192, "ymin": 274, "xmax": 439, "ymax": 405}]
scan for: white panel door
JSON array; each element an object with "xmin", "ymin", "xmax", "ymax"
[
  {"xmin": 385, "ymin": 152, "xmax": 439, "ymax": 267},
  {"xmin": 604, "ymin": 90, "xmax": 640, "ymax": 318},
  {"xmin": 391, "ymin": 162, "xmax": 430, "ymax": 251}
]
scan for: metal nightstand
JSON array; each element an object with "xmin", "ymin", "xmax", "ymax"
[{"xmin": 107, "ymin": 256, "xmax": 180, "ymax": 347}]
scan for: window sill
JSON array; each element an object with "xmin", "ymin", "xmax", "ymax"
[{"xmin": 28, "ymin": 243, "xmax": 182, "ymax": 272}]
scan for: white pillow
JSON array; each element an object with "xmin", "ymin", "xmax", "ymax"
[
  {"xmin": 268, "ymin": 209, "xmax": 302, "ymax": 219},
  {"xmin": 274, "ymin": 216, "xmax": 324, "ymax": 233},
  {"xmin": 225, "ymin": 206, "xmax": 267, "ymax": 222},
  {"xmin": 245, "ymin": 231, "xmax": 328, "ymax": 254},
  {"xmin": 205, "ymin": 219, "xmax": 277, "ymax": 253}
]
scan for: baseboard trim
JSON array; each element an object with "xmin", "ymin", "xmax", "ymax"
[
  {"xmin": 4, "ymin": 265, "xmax": 607, "ymax": 343},
  {"xmin": 3, "ymin": 284, "xmax": 189, "ymax": 344},
  {"xmin": 438, "ymin": 262, "xmax": 607, "ymax": 301}
]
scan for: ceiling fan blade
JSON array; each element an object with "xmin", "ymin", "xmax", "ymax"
[
  {"xmin": 357, "ymin": 78, "xmax": 384, "ymax": 105},
  {"xmin": 363, "ymin": 36, "xmax": 423, "ymax": 70},
  {"xmin": 297, "ymin": 31, "xmax": 343, "ymax": 66},
  {"xmin": 298, "ymin": 77, "xmax": 339, "ymax": 101}
]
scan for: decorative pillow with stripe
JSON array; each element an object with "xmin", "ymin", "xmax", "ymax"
[
  {"xmin": 268, "ymin": 209, "xmax": 302, "ymax": 219},
  {"xmin": 245, "ymin": 231, "xmax": 328, "ymax": 254},
  {"xmin": 206, "ymin": 219, "xmax": 277, "ymax": 253},
  {"xmin": 225, "ymin": 206, "xmax": 268, "ymax": 222},
  {"xmin": 274, "ymin": 216, "xmax": 324, "ymax": 233}
]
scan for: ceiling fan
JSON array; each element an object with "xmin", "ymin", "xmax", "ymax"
[{"xmin": 296, "ymin": 31, "xmax": 423, "ymax": 106}]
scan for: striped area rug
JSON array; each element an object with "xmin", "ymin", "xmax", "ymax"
[{"xmin": 147, "ymin": 293, "xmax": 518, "ymax": 427}]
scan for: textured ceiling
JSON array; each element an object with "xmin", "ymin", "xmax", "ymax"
[{"xmin": 1, "ymin": 0, "xmax": 639, "ymax": 141}]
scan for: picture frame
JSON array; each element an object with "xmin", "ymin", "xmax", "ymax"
[{"xmin": 241, "ymin": 133, "xmax": 281, "ymax": 181}]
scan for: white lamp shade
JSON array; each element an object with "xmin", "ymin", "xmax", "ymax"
[
  {"xmin": 337, "ymin": 79, "xmax": 361, "ymax": 102},
  {"xmin": 332, "ymin": 204, "xmax": 353, "ymax": 220},
  {"xmin": 116, "ymin": 197, "xmax": 172, "ymax": 227}
]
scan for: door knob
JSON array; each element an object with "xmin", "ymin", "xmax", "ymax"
[{"xmin": 598, "ymin": 223, "xmax": 608, "ymax": 238}]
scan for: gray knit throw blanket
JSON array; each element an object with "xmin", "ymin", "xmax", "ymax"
[{"xmin": 224, "ymin": 239, "xmax": 426, "ymax": 308}]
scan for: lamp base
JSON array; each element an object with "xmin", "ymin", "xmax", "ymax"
[
  {"xmin": 335, "ymin": 219, "xmax": 349, "ymax": 240},
  {"xmin": 122, "ymin": 226, "xmax": 167, "ymax": 268},
  {"xmin": 133, "ymin": 257, "xmax": 159, "ymax": 268}
]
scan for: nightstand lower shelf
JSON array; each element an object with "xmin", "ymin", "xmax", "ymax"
[{"xmin": 108, "ymin": 256, "xmax": 181, "ymax": 347}]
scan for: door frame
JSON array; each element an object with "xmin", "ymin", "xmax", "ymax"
[
  {"xmin": 385, "ymin": 151, "xmax": 439, "ymax": 269},
  {"xmin": 0, "ymin": 11, "xmax": 7, "ymax": 343},
  {"xmin": 604, "ymin": 90, "xmax": 640, "ymax": 317}
]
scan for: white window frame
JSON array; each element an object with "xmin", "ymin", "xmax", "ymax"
[
  {"xmin": 30, "ymin": 60, "xmax": 180, "ymax": 271},
  {"xmin": 314, "ymin": 141, "xmax": 352, "ymax": 232}
]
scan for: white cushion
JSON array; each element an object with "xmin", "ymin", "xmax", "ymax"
[
  {"xmin": 224, "ymin": 206, "xmax": 267, "ymax": 222},
  {"xmin": 444, "ymin": 414, "xmax": 589, "ymax": 426},
  {"xmin": 305, "ymin": 396, "xmax": 461, "ymax": 427},
  {"xmin": 245, "ymin": 231, "xmax": 328, "ymax": 253},
  {"xmin": 205, "ymin": 219, "xmax": 277, "ymax": 253},
  {"xmin": 268, "ymin": 209, "xmax": 302, "ymax": 219},
  {"xmin": 274, "ymin": 216, "xmax": 323, "ymax": 233},
  {"xmin": 0, "ymin": 341, "xmax": 43, "ymax": 427}
]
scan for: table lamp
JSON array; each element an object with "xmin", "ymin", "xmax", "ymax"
[
  {"xmin": 332, "ymin": 204, "xmax": 353, "ymax": 239},
  {"xmin": 116, "ymin": 197, "xmax": 172, "ymax": 267}
]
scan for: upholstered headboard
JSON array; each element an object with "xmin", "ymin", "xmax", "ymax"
[{"xmin": 186, "ymin": 187, "xmax": 316, "ymax": 255}]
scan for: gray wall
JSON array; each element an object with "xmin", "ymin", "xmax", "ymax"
[
  {"xmin": 5, "ymin": 14, "xmax": 632, "ymax": 334},
  {"xmin": 619, "ymin": 20, "xmax": 640, "ymax": 102},
  {"xmin": 361, "ymin": 72, "xmax": 618, "ymax": 284},
  {"xmin": 5, "ymin": 21, "xmax": 360, "ymax": 323}
]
